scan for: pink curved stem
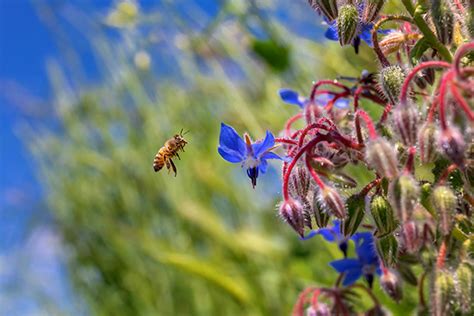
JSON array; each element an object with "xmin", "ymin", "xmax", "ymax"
[
  {"xmin": 450, "ymin": 83, "xmax": 474, "ymax": 121},
  {"xmin": 275, "ymin": 138, "xmax": 298, "ymax": 146},
  {"xmin": 285, "ymin": 113, "xmax": 303, "ymax": 136},
  {"xmin": 355, "ymin": 110, "xmax": 378, "ymax": 140},
  {"xmin": 454, "ymin": 42, "xmax": 474, "ymax": 78},
  {"xmin": 305, "ymin": 155, "xmax": 326, "ymax": 189},
  {"xmin": 438, "ymin": 71, "xmax": 454, "ymax": 130},
  {"xmin": 309, "ymin": 80, "xmax": 351, "ymax": 102}
]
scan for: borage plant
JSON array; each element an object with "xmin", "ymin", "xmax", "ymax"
[{"xmin": 220, "ymin": 1, "xmax": 473, "ymax": 315}]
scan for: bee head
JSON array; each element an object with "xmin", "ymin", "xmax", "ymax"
[
  {"xmin": 174, "ymin": 129, "xmax": 189, "ymax": 143},
  {"xmin": 173, "ymin": 131, "xmax": 188, "ymax": 145}
]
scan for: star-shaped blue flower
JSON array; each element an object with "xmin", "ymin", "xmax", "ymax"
[
  {"xmin": 329, "ymin": 232, "xmax": 381, "ymax": 287},
  {"xmin": 218, "ymin": 123, "xmax": 283, "ymax": 188},
  {"xmin": 279, "ymin": 89, "xmax": 350, "ymax": 109},
  {"xmin": 301, "ymin": 220, "xmax": 349, "ymax": 257}
]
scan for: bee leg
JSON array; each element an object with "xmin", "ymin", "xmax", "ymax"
[
  {"xmin": 165, "ymin": 158, "xmax": 171, "ymax": 174},
  {"xmin": 176, "ymin": 152, "xmax": 181, "ymax": 160},
  {"xmin": 169, "ymin": 159, "xmax": 177, "ymax": 177}
]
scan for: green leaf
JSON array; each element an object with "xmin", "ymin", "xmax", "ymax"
[
  {"xmin": 251, "ymin": 39, "xmax": 290, "ymax": 72},
  {"xmin": 410, "ymin": 37, "xmax": 429, "ymax": 63}
]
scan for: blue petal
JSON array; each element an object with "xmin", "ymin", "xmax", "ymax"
[
  {"xmin": 258, "ymin": 159, "xmax": 268, "ymax": 174},
  {"xmin": 253, "ymin": 130, "xmax": 275, "ymax": 157},
  {"xmin": 343, "ymin": 269, "xmax": 363, "ymax": 286},
  {"xmin": 324, "ymin": 23, "xmax": 339, "ymax": 41},
  {"xmin": 352, "ymin": 232, "xmax": 379, "ymax": 264},
  {"xmin": 261, "ymin": 151, "xmax": 282, "ymax": 161},
  {"xmin": 218, "ymin": 123, "xmax": 246, "ymax": 162},
  {"xmin": 377, "ymin": 29, "xmax": 393, "ymax": 35},
  {"xmin": 332, "ymin": 220, "xmax": 342, "ymax": 237},
  {"xmin": 330, "ymin": 259, "xmax": 361, "ymax": 273},
  {"xmin": 279, "ymin": 89, "xmax": 306, "ymax": 107},
  {"xmin": 301, "ymin": 230, "xmax": 318, "ymax": 240},
  {"xmin": 334, "ymin": 98, "xmax": 350, "ymax": 109},
  {"xmin": 352, "ymin": 232, "xmax": 373, "ymax": 245},
  {"xmin": 218, "ymin": 147, "xmax": 245, "ymax": 163},
  {"xmin": 359, "ymin": 25, "xmax": 373, "ymax": 46},
  {"xmin": 315, "ymin": 94, "xmax": 331, "ymax": 106},
  {"xmin": 317, "ymin": 228, "xmax": 337, "ymax": 242}
]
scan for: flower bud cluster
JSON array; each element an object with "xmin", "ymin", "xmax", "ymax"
[{"xmin": 220, "ymin": 1, "xmax": 474, "ymax": 314}]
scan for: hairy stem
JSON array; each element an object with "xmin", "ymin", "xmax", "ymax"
[{"xmin": 401, "ymin": 0, "xmax": 453, "ymax": 62}]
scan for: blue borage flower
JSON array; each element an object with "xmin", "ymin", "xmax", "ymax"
[
  {"xmin": 329, "ymin": 232, "xmax": 381, "ymax": 287},
  {"xmin": 218, "ymin": 123, "xmax": 283, "ymax": 188},
  {"xmin": 301, "ymin": 220, "xmax": 349, "ymax": 257},
  {"xmin": 279, "ymin": 88, "xmax": 350, "ymax": 109},
  {"xmin": 324, "ymin": 19, "xmax": 392, "ymax": 54}
]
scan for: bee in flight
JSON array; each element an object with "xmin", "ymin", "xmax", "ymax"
[{"xmin": 153, "ymin": 129, "xmax": 188, "ymax": 176}]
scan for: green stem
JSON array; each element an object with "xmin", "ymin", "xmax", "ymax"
[
  {"xmin": 401, "ymin": 0, "xmax": 453, "ymax": 62},
  {"xmin": 418, "ymin": 271, "xmax": 427, "ymax": 308}
]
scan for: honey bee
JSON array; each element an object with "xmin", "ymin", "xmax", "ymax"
[{"xmin": 153, "ymin": 130, "xmax": 188, "ymax": 176}]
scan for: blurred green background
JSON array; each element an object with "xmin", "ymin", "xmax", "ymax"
[{"xmin": 6, "ymin": 0, "xmax": 418, "ymax": 315}]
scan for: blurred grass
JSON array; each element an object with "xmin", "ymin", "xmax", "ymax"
[{"xmin": 24, "ymin": 1, "xmax": 417, "ymax": 315}]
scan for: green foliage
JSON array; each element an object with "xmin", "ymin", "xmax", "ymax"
[{"xmin": 251, "ymin": 39, "xmax": 291, "ymax": 72}]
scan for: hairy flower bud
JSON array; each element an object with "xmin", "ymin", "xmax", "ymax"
[
  {"xmin": 308, "ymin": 0, "xmax": 339, "ymax": 21},
  {"xmin": 468, "ymin": 5, "xmax": 474, "ymax": 38},
  {"xmin": 413, "ymin": 74, "xmax": 427, "ymax": 90},
  {"xmin": 431, "ymin": 186, "xmax": 457, "ymax": 236},
  {"xmin": 433, "ymin": 270, "xmax": 456, "ymax": 316},
  {"xmin": 455, "ymin": 264, "xmax": 472, "ymax": 313},
  {"xmin": 389, "ymin": 173, "xmax": 419, "ymax": 222},
  {"xmin": 438, "ymin": 127, "xmax": 466, "ymax": 167},
  {"xmin": 379, "ymin": 65, "xmax": 406, "ymax": 104},
  {"xmin": 279, "ymin": 198, "xmax": 305, "ymax": 237},
  {"xmin": 392, "ymin": 104, "xmax": 418, "ymax": 146},
  {"xmin": 379, "ymin": 31, "xmax": 408, "ymax": 56},
  {"xmin": 413, "ymin": 204, "xmax": 436, "ymax": 247},
  {"xmin": 376, "ymin": 235, "xmax": 398, "ymax": 269},
  {"xmin": 307, "ymin": 303, "xmax": 331, "ymax": 316},
  {"xmin": 431, "ymin": 0, "xmax": 454, "ymax": 45},
  {"xmin": 418, "ymin": 122, "xmax": 439, "ymax": 163},
  {"xmin": 401, "ymin": 220, "xmax": 420, "ymax": 253},
  {"xmin": 344, "ymin": 195, "xmax": 365, "ymax": 236},
  {"xmin": 312, "ymin": 191, "xmax": 330, "ymax": 228},
  {"xmin": 418, "ymin": 55, "xmax": 436, "ymax": 86},
  {"xmin": 370, "ymin": 195, "xmax": 397, "ymax": 238},
  {"xmin": 290, "ymin": 166, "xmax": 311, "ymax": 199},
  {"xmin": 380, "ymin": 269, "xmax": 403, "ymax": 302},
  {"xmin": 362, "ymin": 0, "xmax": 385, "ymax": 23},
  {"xmin": 365, "ymin": 138, "xmax": 399, "ymax": 179},
  {"xmin": 337, "ymin": 5, "xmax": 359, "ymax": 46},
  {"xmin": 318, "ymin": 186, "xmax": 346, "ymax": 218}
]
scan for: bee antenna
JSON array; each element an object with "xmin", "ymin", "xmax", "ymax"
[{"xmin": 182, "ymin": 129, "xmax": 190, "ymax": 136}]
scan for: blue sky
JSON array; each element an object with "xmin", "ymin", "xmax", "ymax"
[{"xmin": 0, "ymin": 1, "xmax": 107, "ymax": 313}]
